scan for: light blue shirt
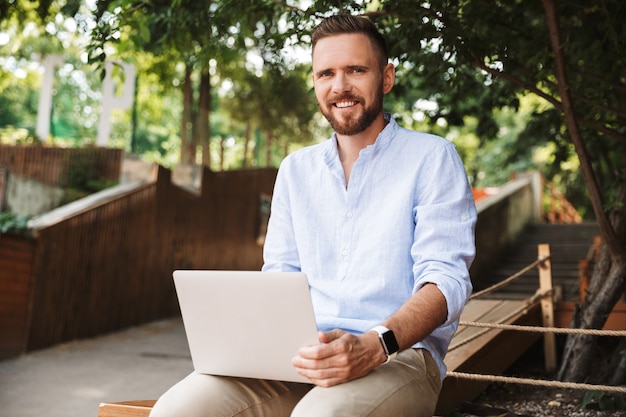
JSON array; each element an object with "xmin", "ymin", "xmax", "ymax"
[{"xmin": 262, "ymin": 114, "xmax": 476, "ymax": 382}]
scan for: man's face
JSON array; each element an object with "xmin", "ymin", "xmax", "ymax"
[{"xmin": 312, "ymin": 33, "xmax": 394, "ymax": 136}]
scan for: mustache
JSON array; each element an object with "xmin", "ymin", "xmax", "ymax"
[{"xmin": 326, "ymin": 94, "xmax": 362, "ymax": 106}]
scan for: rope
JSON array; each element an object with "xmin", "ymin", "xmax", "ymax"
[
  {"xmin": 448, "ymin": 300, "xmax": 537, "ymax": 351},
  {"xmin": 447, "ymin": 247, "xmax": 626, "ymax": 396},
  {"xmin": 446, "ymin": 371, "xmax": 626, "ymax": 393},
  {"xmin": 470, "ymin": 255, "xmax": 550, "ymax": 300},
  {"xmin": 448, "ymin": 290, "xmax": 550, "ymax": 351},
  {"xmin": 459, "ymin": 321, "xmax": 626, "ymax": 337}
]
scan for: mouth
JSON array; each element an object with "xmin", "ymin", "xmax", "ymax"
[{"xmin": 334, "ymin": 100, "xmax": 358, "ymax": 108}]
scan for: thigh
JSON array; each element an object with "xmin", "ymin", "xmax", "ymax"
[
  {"xmin": 149, "ymin": 372, "xmax": 313, "ymax": 417},
  {"xmin": 291, "ymin": 349, "xmax": 441, "ymax": 417}
]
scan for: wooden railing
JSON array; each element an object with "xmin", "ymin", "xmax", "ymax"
[{"xmin": 0, "ymin": 165, "xmax": 277, "ymax": 358}]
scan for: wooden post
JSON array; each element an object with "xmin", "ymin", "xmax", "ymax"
[{"xmin": 538, "ymin": 244, "xmax": 557, "ymax": 372}]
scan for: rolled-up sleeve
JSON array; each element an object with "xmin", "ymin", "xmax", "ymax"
[{"xmin": 412, "ymin": 143, "xmax": 476, "ymax": 327}]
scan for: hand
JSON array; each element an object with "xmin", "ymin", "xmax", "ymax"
[{"xmin": 292, "ymin": 329, "xmax": 386, "ymax": 387}]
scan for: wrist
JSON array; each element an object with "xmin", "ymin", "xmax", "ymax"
[{"xmin": 369, "ymin": 326, "xmax": 399, "ymax": 364}]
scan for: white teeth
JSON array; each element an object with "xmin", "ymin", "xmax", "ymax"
[{"xmin": 335, "ymin": 101, "xmax": 356, "ymax": 108}]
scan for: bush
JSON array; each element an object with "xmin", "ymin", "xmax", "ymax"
[{"xmin": 0, "ymin": 211, "xmax": 31, "ymax": 234}]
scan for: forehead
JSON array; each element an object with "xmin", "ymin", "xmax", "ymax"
[{"xmin": 312, "ymin": 33, "xmax": 378, "ymax": 70}]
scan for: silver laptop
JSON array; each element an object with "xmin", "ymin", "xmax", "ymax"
[{"xmin": 173, "ymin": 270, "xmax": 319, "ymax": 383}]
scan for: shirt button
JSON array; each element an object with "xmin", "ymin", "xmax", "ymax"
[
  {"xmin": 461, "ymin": 215, "xmax": 468, "ymax": 221},
  {"xmin": 341, "ymin": 249, "xmax": 348, "ymax": 256},
  {"xmin": 347, "ymin": 211, "xmax": 353, "ymax": 218}
]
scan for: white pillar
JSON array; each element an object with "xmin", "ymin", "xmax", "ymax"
[
  {"xmin": 97, "ymin": 61, "xmax": 136, "ymax": 147},
  {"xmin": 36, "ymin": 54, "xmax": 64, "ymax": 141}
]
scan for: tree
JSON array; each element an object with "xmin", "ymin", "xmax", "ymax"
[
  {"xmin": 0, "ymin": 0, "xmax": 106, "ymax": 144},
  {"xmin": 88, "ymin": 0, "xmax": 298, "ymax": 168},
  {"xmin": 200, "ymin": 0, "xmax": 626, "ymax": 383},
  {"xmin": 0, "ymin": 0, "xmax": 81, "ymax": 26},
  {"xmin": 362, "ymin": 0, "xmax": 624, "ymax": 383},
  {"xmin": 6, "ymin": 0, "xmax": 623, "ymax": 382}
]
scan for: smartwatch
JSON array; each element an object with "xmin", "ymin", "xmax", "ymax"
[{"xmin": 370, "ymin": 325, "xmax": 399, "ymax": 364}]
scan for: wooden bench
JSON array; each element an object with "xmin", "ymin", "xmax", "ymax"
[{"xmin": 98, "ymin": 400, "xmax": 156, "ymax": 417}]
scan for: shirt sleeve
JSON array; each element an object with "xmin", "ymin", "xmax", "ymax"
[
  {"xmin": 412, "ymin": 142, "xmax": 476, "ymax": 327},
  {"xmin": 261, "ymin": 159, "xmax": 301, "ymax": 273}
]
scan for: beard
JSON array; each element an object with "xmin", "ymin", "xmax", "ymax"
[{"xmin": 319, "ymin": 87, "xmax": 384, "ymax": 136}]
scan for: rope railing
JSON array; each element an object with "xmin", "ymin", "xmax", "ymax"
[
  {"xmin": 459, "ymin": 321, "xmax": 626, "ymax": 337},
  {"xmin": 449, "ymin": 297, "xmax": 538, "ymax": 351},
  {"xmin": 449, "ymin": 288, "xmax": 552, "ymax": 351},
  {"xmin": 448, "ymin": 244, "xmax": 626, "ymax": 394},
  {"xmin": 469, "ymin": 255, "xmax": 550, "ymax": 300},
  {"xmin": 447, "ymin": 372, "xmax": 626, "ymax": 393}
]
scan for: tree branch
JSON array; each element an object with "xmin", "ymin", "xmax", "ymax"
[
  {"xmin": 472, "ymin": 57, "xmax": 562, "ymax": 109},
  {"xmin": 541, "ymin": 0, "xmax": 621, "ymax": 256},
  {"xmin": 477, "ymin": 60, "xmax": 626, "ymax": 145}
]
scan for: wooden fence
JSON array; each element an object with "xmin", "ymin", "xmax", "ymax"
[
  {"xmin": 0, "ymin": 165, "xmax": 277, "ymax": 358},
  {"xmin": 0, "ymin": 145, "xmax": 122, "ymax": 187},
  {"xmin": 0, "ymin": 234, "xmax": 36, "ymax": 358}
]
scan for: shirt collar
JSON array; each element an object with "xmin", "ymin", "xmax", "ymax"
[{"xmin": 325, "ymin": 112, "xmax": 397, "ymax": 161}]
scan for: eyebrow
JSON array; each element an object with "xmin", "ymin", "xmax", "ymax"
[{"xmin": 313, "ymin": 64, "xmax": 370, "ymax": 78}]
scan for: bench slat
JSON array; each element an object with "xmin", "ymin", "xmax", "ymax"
[{"xmin": 98, "ymin": 400, "xmax": 156, "ymax": 417}]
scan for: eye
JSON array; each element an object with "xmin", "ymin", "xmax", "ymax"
[{"xmin": 348, "ymin": 67, "xmax": 367, "ymax": 75}]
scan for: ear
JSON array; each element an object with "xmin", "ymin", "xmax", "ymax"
[{"xmin": 382, "ymin": 63, "xmax": 395, "ymax": 94}]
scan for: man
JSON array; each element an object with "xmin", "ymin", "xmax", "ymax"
[{"xmin": 150, "ymin": 14, "xmax": 476, "ymax": 417}]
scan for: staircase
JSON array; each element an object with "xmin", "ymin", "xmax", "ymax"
[{"xmin": 475, "ymin": 222, "xmax": 600, "ymax": 301}]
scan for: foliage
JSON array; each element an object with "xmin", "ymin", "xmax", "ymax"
[
  {"xmin": 376, "ymin": 1, "xmax": 623, "ymax": 217},
  {"xmin": 64, "ymin": 151, "xmax": 106, "ymax": 191},
  {"xmin": 0, "ymin": 1, "xmax": 105, "ymax": 144},
  {"xmin": 2, "ymin": 0, "xmax": 625, "ymax": 385},
  {"xmin": 0, "ymin": 211, "xmax": 31, "ymax": 234},
  {"xmin": 3, "ymin": 1, "xmax": 623, "ymax": 180},
  {"xmin": 62, "ymin": 149, "xmax": 119, "ymax": 203},
  {"xmin": 581, "ymin": 391, "xmax": 626, "ymax": 412},
  {"xmin": 82, "ymin": 0, "xmax": 322, "ymax": 167}
]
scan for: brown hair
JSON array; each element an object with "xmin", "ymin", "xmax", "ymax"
[{"xmin": 311, "ymin": 14, "xmax": 389, "ymax": 68}]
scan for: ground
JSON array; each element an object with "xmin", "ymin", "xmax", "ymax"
[{"xmin": 444, "ymin": 338, "xmax": 626, "ymax": 417}]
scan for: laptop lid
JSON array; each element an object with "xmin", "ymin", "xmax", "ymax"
[{"xmin": 173, "ymin": 270, "xmax": 319, "ymax": 383}]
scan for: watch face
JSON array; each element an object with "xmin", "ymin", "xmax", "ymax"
[{"xmin": 382, "ymin": 331, "xmax": 399, "ymax": 354}]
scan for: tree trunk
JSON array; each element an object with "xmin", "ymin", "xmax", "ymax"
[
  {"xmin": 197, "ymin": 70, "xmax": 211, "ymax": 169},
  {"xmin": 219, "ymin": 135, "xmax": 225, "ymax": 171},
  {"xmin": 542, "ymin": 0, "xmax": 626, "ymax": 382},
  {"xmin": 609, "ymin": 338, "xmax": 626, "ymax": 386},
  {"xmin": 558, "ymin": 185, "xmax": 626, "ymax": 381},
  {"xmin": 265, "ymin": 130, "xmax": 273, "ymax": 167},
  {"xmin": 180, "ymin": 64, "xmax": 194, "ymax": 164},
  {"xmin": 558, "ymin": 245, "xmax": 626, "ymax": 381},
  {"xmin": 242, "ymin": 121, "xmax": 251, "ymax": 168}
]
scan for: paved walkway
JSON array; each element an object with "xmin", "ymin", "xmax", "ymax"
[{"xmin": 0, "ymin": 319, "xmax": 192, "ymax": 417}]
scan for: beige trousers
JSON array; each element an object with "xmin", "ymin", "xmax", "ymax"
[{"xmin": 149, "ymin": 348, "xmax": 441, "ymax": 417}]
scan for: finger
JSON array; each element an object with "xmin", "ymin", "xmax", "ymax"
[
  {"xmin": 305, "ymin": 375, "xmax": 344, "ymax": 388},
  {"xmin": 292, "ymin": 358, "xmax": 340, "ymax": 386},
  {"xmin": 298, "ymin": 333, "xmax": 344, "ymax": 359},
  {"xmin": 318, "ymin": 329, "xmax": 344, "ymax": 343},
  {"xmin": 296, "ymin": 361, "xmax": 356, "ymax": 387}
]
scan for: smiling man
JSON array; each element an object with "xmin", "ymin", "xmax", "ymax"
[
  {"xmin": 150, "ymin": 14, "xmax": 476, "ymax": 417},
  {"xmin": 310, "ymin": 26, "xmax": 394, "ymax": 185}
]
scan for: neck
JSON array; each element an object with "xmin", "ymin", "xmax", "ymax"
[{"xmin": 336, "ymin": 113, "xmax": 387, "ymax": 186}]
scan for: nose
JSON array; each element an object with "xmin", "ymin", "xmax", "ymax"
[{"xmin": 331, "ymin": 72, "xmax": 352, "ymax": 94}]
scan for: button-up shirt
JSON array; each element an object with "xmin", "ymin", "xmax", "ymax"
[{"xmin": 262, "ymin": 114, "xmax": 476, "ymax": 381}]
